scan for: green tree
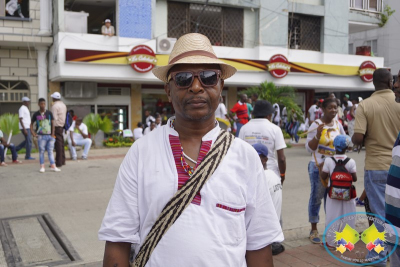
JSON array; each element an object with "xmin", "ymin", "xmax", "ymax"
[
  {"xmin": 243, "ymin": 81, "xmax": 304, "ymax": 122},
  {"xmin": 83, "ymin": 113, "xmax": 113, "ymax": 147}
]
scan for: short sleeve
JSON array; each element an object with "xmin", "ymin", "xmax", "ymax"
[
  {"xmin": 68, "ymin": 121, "xmax": 75, "ymax": 132},
  {"xmin": 230, "ymin": 103, "xmax": 238, "ymax": 113},
  {"xmin": 31, "ymin": 112, "xmax": 37, "ymax": 124},
  {"xmin": 81, "ymin": 124, "xmax": 88, "ymax": 135},
  {"xmin": 245, "ymin": 168, "xmax": 284, "ymax": 250},
  {"xmin": 354, "ymin": 104, "xmax": 367, "ymax": 135},
  {"xmin": 48, "ymin": 111, "xmax": 54, "ymax": 121},
  {"xmin": 18, "ymin": 107, "xmax": 24, "ymax": 118},
  {"xmin": 347, "ymin": 159, "xmax": 357, "ymax": 173},
  {"xmin": 306, "ymin": 121, "xmax": 319, "ymax": 153},
  {"xmin": 275, "ymin": 127, "xmax": 287, "ymax": 151},
  {"xmin": 98, "ymin": 144, "xmax": 141, "ymax": 243},
  {"xmin": 322, "ymin": 158, "xmax": 333, "ymax": 173}
]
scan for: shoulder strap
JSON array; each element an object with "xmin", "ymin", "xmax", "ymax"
[
  {"xmin": 331, "ymin": 157, "xmax": 337, "ymax": 164},
  {"xmin": 342, "ymin": 157, "xmax": 351, "ymax": 165},
  {"xmin": 133, "ymin": 130, "xmax": 234, "ymax": 267}
]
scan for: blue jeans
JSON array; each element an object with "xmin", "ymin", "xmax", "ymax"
[
  {"xmin": 15, "ymin": 130, "xmax": 32, "ymax": 159},
  {"xmin": 308, "ymin": 161, "xmax": 326, "ymax": 223},
  {"xmin": 291, "ymin": 121, "xmax": 300, "ymax": 142},
  {"xmin": 365, "ymin": 170, "xmax": 388, "ymax": 264},
  {"xmin": 0, "ymin": 143, "xmax": 18, "ymax": 162},
  {"xmin": 38, "ymin": 135, "xmax": 55, "ymax": 165},
  {"xmin": 236, "ymin": 122, "xmax": 244, "ymax": 137}
]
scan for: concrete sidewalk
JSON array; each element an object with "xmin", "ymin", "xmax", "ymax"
[{"xmin": 0, "ymin": 146, "xmax": 369, "ymax": 266}]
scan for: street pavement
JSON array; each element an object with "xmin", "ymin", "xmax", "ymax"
[{"xmin": 0, "ymin": 142, "xmax": 374, "ymax": 266}]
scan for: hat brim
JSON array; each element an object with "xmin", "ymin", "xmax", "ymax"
[{"xmin": 152, "ymin": 55, "xmax": 237, "ymax": 83}]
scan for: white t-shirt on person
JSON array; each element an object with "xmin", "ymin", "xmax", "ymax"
[
  {"xmin": 98, "ymin": 119, "xmax": 284, "ymax": 266},
  {"xmin": 306, "ymin": 119, "xmax": 345, "ymax": 164},
  {"xmin": 272, "ymin": 103, "xmax": 280, "ymax": 124},
  {"xmin": 215, "ymin": 103, "xmax": 227, "ymax": 119},
  {"xmin": 18, "ymin": 105, "xmax": 31, "ymax": 130},
  {"xmin": 67, "ymin": 121, "xmax": 88, "ymax": 142},
  {"xmin": 264, "ymin": 169, "xmax": 282, "ymax": 219},
  {"xmin": 308, "ymin": 104, "xmax": 318, "ymax": 122},
  {"xmin": 238, "ymin": 118, "xmax": 287, "ymax": 176}
]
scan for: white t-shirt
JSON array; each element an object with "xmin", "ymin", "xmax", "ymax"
[
  {"xmin": 238, "ymin": 119, "xmax": 287, "ymax": 176},
  {"xmin": 282, "ymin": 107, "xmax": 287, "ymax": 124},
  {"xmin": 308, "ymin": 104, "xmax": 318, "ymax": 122},
  {"xmin": 264, "ymin": 169, "xmax": 282, "ymax": 220},
  {"xmin": 306, "ymin": 119, "xmax": 345, "ymax": 164},
  {"xmin": 272, "ymin": 103, "xmax": 280, "ymax": 124},
  {"xmin": 146, "ymin": 115, "xmax": 155, "ymax": 126},
  {"xmin": 322, "ymin": 155, "xmax": 356, "ymax": 178},
  {"xmin": 143, "ymin": 127, "xmax": 152, "ymax": 135},
  {"xmin": 98, "ymin": 120, "xmax": 284, "ymax": 266},
  {"xmin": 215, "ymin": 103, "xmax": 227, "ymax": 119},
  {"xmin": 133, "ymin": 128, "xmax": 143, "ymax": 140},
  {"xmin": 18, "ymin": 105, "xmax": 31, "ymax": 130},
  {"xmin": 68, "ymin": 121, "xmax": 88, "ymax": 142}
]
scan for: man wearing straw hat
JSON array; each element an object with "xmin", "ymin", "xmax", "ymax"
[{"xmin": 99, "ymin": 33, "xmax": 283, "ymax": 266}]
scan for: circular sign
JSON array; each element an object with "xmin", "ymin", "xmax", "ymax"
[
  {"xmin": 127, "ymin": 45, "xmax": 157, "ymax": 73},
  {"xmin": 359, "ymin": 61, "xmax": 376, "ymax": 82},
  {"xmin": 267, "ymin": 54, "xmax": 291, "ymax": 78}
]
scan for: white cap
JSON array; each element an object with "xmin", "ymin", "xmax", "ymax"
[
  {"xmin": 21, "ymin": 96, "xmax": 30, "ymax": 102},
  {"xmin": 105, "ymin": 19, "xmax": 111, "ymax": 23},
  {"xmin": 51, "ymin": 92, "xmax": 61, "ymax": 99}
]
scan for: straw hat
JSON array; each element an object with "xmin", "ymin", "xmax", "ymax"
[{"xmin": 152, "ymin": 33, "xmax": 237, "ymax": 83}]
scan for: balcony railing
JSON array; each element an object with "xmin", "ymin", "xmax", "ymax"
[{"xmin": 349, "ymin": 0, "xmax": 383, "ymax": 13}]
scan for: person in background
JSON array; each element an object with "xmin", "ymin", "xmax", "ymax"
[
  {"xmin": 251, "ymin": 93, "xmax": 258, "ymax": 106},
  {"xmin": 281, "ymin": 106, "xmax": 288, "ymax": 130},
  {"xmin": 15, "ymin": 97, "xmax": 34, "ymax": 160},
  {"xmin": 31, "ymin": 98, "xmax": 60, "ymax": 173},
  {"xmin": 69, "ymin": 109, "xmax": 77, "ymax": 121},
  {"xmin": 67, "ymin": 118, "xmax": 92, "ymax": 160},
  {"xmin": 144, "ymin": 110, "xmax": 155, "ymax": 127},
  {"xmin": 342, "ymin": 94, "xmax": 353, "ymax": 111},
  {"xmin": 101, "ymin": 19, "xmax": 115, "ymax": 36},
  {"xmin": 51, "ymin": 92, "xmax": 67, "ymax": 168},
  {"xmin": 246, "ymin": 98, "xmax": 253, "ymax": 119},
  {"xmin": 385, "ymin": 70, "xmax": 400, "ymax": 267},
  {"xmin": 215, "ymin": 96, "xmax": 230, "ymax": 131},
  {"xmin": 133, "ymin": 122, "xmax": 144, "ymax": 141},
  {"xmin": 143, "ymin": 120, "xmax": 156, "ymax": 135},
  {"xmin": 252, "ymin": 143, "xmax": 285, "ymax": 256},
  {"xmin": 272, "ymin": 103, "xmax": 281, "ymax": 126},
  {"xmin": 307, "ymin": 99, "xmax": 319, "ymax": 126},
  {"xmin": 306, "ymin": 98, "xmax": 345, "ymax": 244},
  {"xmin": 352, "ymin": 69, "xmax": 400, "ymax": 266},
  {"xmin": 161, "ymin": 108, "xmax": 168, "ymax": 125},
  {"xmin": 6, "ymin": 0, "xmax": 24, "ymax": 18},
  {"xmin": 0, "ymin": 127, "xmax": 22, "ymax": 166},
  {"xmin": 230, "ymin": 94, "xmax": 249, "ymax": 137},
  {"xmin": 329, "ymin": 93, "xmax": 336, "ymax": 99},
  {"xmin": 155, "ymin": 117, "xmax": 162, "ymax": 128},
  {"xmin": 315, "ymin": 99, "xmax": 324, "ymax": 120},
  {"xmin": 347, "ymin": 101, "xmax": 356, "ymax": 152},
  {"xmin": 290, "ymin": 111, "xmax": 300, "ymax": 144}
]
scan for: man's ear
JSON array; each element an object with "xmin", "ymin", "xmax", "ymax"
[
  {"xmin": 164, "ymin": 84, "xmax": 172, "ymax": 102},
  {"xmin": 219, "ymin": 79, "xmax": 224, "ymax": 95}
]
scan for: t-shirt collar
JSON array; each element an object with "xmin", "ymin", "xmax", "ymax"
[
  {"xmin": 166, "ymin": 116, "xmax": 220, "ymax": 142},
  {"xmin": 372, "ymin": 89, "xmax": 393, "ymax": 96},
  {"xmin": 238, "ymin": 101, "xmax": 244, "ymax": 105}
]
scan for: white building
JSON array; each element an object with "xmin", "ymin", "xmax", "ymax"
[{"xmin": 47, "ymin": 0, "xmax": 385, "ymax": 131}]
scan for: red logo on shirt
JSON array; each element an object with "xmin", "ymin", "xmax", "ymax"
[
  {"xmin": 359, "ymin": 61, "xmax": 376, "ymax": 82},
  {"xmin": 127, "ymin": 45, "xmax": 157, "ymax": 73},
  {"xmin": 267, "ymin": 54, "xmax": 291, "ymax": 78}
]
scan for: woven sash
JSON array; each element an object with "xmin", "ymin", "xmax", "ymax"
[{"xmin": 132, "ymin": 130, "xmax": 234, "ymax": 267}]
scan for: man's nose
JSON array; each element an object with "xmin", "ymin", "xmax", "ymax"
[{"xmin": 189, "ymin": 76, "xmax": 204, "ymax": 94}]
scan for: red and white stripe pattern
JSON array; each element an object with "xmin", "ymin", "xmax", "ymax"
[{"xmin": 216, "ymin": 203, "xmax": 246, "ymax": 213}]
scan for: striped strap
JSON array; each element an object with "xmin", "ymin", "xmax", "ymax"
[{"xmin": 132, "ymin": 130, "xmax": 234, "ymax": 267}]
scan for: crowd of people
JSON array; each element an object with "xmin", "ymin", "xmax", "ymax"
[{"xmin": 0, "ymin": 92, "xmax": 93, "ymax": 172}]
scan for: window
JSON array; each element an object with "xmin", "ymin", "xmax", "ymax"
[
  {"xmin": 365, "ymin": 39, "xmax": 378, "ymax": 56},
  {"xmin": 349, "ymin": 43, "xmax": 354, "ymax": 54},
  {"xmin": 349, "ymin": 0, "xmax": 382, "ymax": 12},
  {"xmin": 0, "ymin": 81, "xmax": 29, "ymax": 102},
  {"xmin": 0, "ymin": 0, "xmax": 29, "ymax": 19},
  {"xmin": 288, "ymin": 13, "xmax": 321, "ymax": 52},
  {"xmin": 167, "ymin": 1, "xmax": 244, "ymax": 47}
]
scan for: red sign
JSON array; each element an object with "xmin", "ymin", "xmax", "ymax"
[
  {"xmin": 267, "ymin": 54, "xmax": 291, "ymax": 78},
  {"xmin": 127, "ymin": 45, "xmax": 157, "ymax": 73},
  {"xmin": 359, "ymin": 61, "xmax": 376, "ymax": 82}
]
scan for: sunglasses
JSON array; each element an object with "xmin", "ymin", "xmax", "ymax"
[{"xmin": 168, "ymin": 69, "xmax": 221, "ymax": 89}]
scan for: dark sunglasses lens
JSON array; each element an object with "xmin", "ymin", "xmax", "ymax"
[
  {"xmin": 200, "ymin": 71, "xmax": 218, "ymax": 86},
  {"xmin": 175, "ymin": 72, "xmax": 193, "ymax": 87}
]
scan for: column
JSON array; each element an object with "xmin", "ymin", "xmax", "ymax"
[
  {"xmin": 131, "ymin": 84, "xmax": 142, "ymax": 129},
  {"xmin": 38, "ymin": 0, "xmax": 52, "ymax": 35},
  {"xmin": 37, "ymin": 48, "xmax": 48, "ymax": 108}
]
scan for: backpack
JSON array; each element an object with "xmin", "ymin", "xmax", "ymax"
[
  {"xmin": 328, "ymin": 157, "xmax": 356, "ymax": 201},
  {"xmin": 64, "ymin": 111, "xmax": 73, "ymax": 131}
]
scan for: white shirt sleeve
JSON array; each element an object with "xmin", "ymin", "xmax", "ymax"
[
  {"xmin": 275, "ymin": 126, "xmax": 287, "ymax": 151},
  {"xmin": 81, "ymin": 124, "xmax": 88, "ymax": 135},
  {"xmin": 98, "ymin": 144, "xmax": 141, "ymax": 243},
  {"xmin": 68, "ymin": 121, "xmax": 75, "ymax": 132},
  {"xmin": 305, "ymin": 122, "xmax": 319, "ymax": 153},
  {"xmin": 322, "ymin": 157, "xmax": 333, "ymax": 173},
  {"xmin": 245, "ymin": 168, "xmax": 284, "ymax": 250},
  {"xmin": 221, "ymin": 104, "xmax": 227, "ymax": 116},
  {"xmin": 347, "ymin": 159, "xmax": 357, "ymax": 173}
]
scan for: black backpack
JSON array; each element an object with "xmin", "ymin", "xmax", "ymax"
[
  {"xmin": 64, "ymin": 111, "xmax": 73, "ymax": 131},
  {"xmin": 328, "ymin": 157, "xmax": 355, "ymax": 201}
]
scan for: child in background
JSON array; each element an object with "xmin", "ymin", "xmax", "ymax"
[
  {"xmin": 252, "ymin": 143, "xmax": 284, "ymax": 255},
  {"xmin": 321, "ymin": 135, "xmax": 357, "ymax": 248}
]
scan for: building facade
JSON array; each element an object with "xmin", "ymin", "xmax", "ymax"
[
  {"xmin": 47, "ymin": 0, "xmax": 385, "ymax": 132},
  {"xmin": 0, "ymin": 0, "xmax": 53, "ymax": 115}
]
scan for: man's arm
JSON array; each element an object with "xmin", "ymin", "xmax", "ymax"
[
  {"xmin": 321, "ymin": 172, "xmax": 329, "ymax": 181},
  {"xmin": 352, "ymin": 104, "xmax": 367, "ymax": 148},
  {"xmin": 277, "ymin": 149, "xmax": 286, "ymax": 185},
  {"xmin": 77, "ymin": 127, "xmax": 89, "ymax": 139},
  {"xmin": 103, "ymin": 241, "xmax": 131, "ymax": 267},
  {"xmin": 19, "ymin": 117, "xmax": 27, "ymax": 136},
  {"xmin": 352, "ymin": 133, "xmax": 364, "ymax": 147},
  {"xmin": 70, "ymin": 131, "xmax": 75, "ymax": 146},
  {"xmin": 51, "ymin": 119, "xmax": 55, "ymax": 137},
  {"xmin": 246, "ymin": 246, "xmax": 274, "ymax": 267}
]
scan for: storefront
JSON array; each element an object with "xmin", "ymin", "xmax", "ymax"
[{"xmin": 49, "ymin": 33, "xmax": 384, "ymax": 130}]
